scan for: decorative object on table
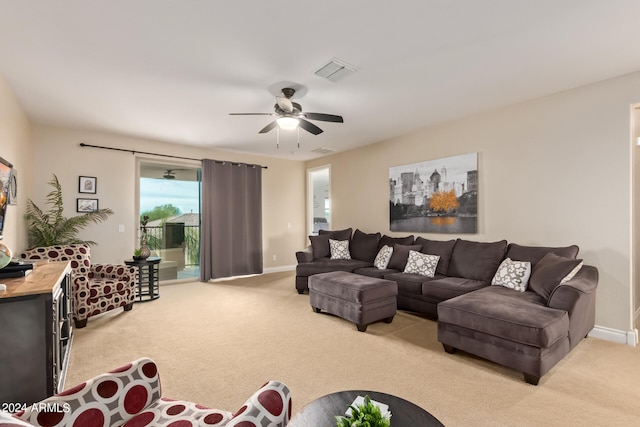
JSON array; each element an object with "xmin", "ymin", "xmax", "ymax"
[
  {"xmin": 25, "ymin": 174, "xmax": 113, "ymax": 248},
  {"xmin": 0, "ymin": 242, "xmax": 12, "ymax": 269},
  {"xmin": 137, "ymin": 215, "xmax": 151, "ymax": 259},
  {"xmin": 389, "ymin": 152, "xmax": 478, "ymax": 234},
  {"xmin": 76, "ymin": 198, "xmax": 99, "ymax": 212},
  {"xmin": 336, "ymin": 395, "xmax": 391, "ymax": 427},
  {"xmin": 132, "ymin": 249, "xmax": 145, "ymax": 261},
  {"xmin": 78, "ymin": 175, "xmax": 96, "ymax": 194}
]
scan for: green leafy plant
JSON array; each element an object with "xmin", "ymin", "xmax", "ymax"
[
  {"xmin": 25, "ymin": 174, "xmax": 114, "ymax": 248},
  {"xmin": 335, "ymin": 396, "xmax": 391, "ymax": 427},
  {"xmin": 134, "ymin": 249, "xmax": 142, "ymax": 256}
]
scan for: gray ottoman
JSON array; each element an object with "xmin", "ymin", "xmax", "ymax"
[{"xmin": 309, "ymin": 271, "xmax": 398, "ymax": 332}]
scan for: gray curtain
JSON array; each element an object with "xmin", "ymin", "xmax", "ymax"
[{"xmin": 199, "ymin": 159, "xmax": 263, "ymax": 281}]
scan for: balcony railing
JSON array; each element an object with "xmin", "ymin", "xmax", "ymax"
[{"xmin": 144, "ymin": 225, "xmax": 200, "ymax": 267}]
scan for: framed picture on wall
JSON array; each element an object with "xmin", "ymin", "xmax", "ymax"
[
  {"xmin": 389, "ymin": 152, "xmax": 478, "ymax": 234},
  {"xmin": 77, "ymin": 198, "xmax": 99, "ymax": 212},
  {"xmin": 8, "ymin": 168, "xmax": 17, "ymax": 205},
  {"xmin": 79, "ymin": 176, "xmax": 97, "ymax": 194}
]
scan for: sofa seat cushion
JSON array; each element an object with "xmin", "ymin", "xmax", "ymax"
[
  {"xmin": 384, "ymin": 272, "xmax": 442, "ymax": 295},
  {"xmin": 353, "ymin": 266, "xmax": 400, "ymax": 278},
  {"xmin": 123, "ymin": 398, "xmax": 233, "ymax": 426},
  {"xmin": 438, "ymin": 286, "xmax": 569, "ymax": 348},
  {"xmin": 422, "ymin": 276, "xmax": 489, "ymax": 301},
  {"xmin": 296, "ymin": 259, "xmax": 373, "ymax": 277}
]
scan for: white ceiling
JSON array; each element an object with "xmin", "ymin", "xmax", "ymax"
[{"xmin": 2, "ymin": 1, "xmax": 640, "ymax": 161}]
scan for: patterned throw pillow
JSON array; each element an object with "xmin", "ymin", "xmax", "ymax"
[
  {"xmin": 374, "ymin": 245, "xmax": 393, "ymax": 269},
  {"xmin": 491, "ymin": 258, "xmax": 532, "ymax": 292},
  {"xmin": 329, "ymin": 239, "xmax": 351, "ymax": 260},
  {"xmin": 403, "ymin": 250, "xmax": 440, "ymax": 277}
]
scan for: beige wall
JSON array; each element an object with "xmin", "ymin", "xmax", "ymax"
[
  {"xmin": 308, "ymin": 71, "xmax": 640, "ymax": 337},
  {"xmin": 0, "ymin": 74, "xmax": 32, "ymax": 255},
  {"xmin": 31, "ymin": 124, "xmax": 306, "ymax": 268}
]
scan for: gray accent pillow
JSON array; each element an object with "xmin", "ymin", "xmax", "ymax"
[
  {"xmin": 448, "ymin": 239, "xmax": 508, "ymax": 282},
  {"xmin": 415, "ymin": 237, "xmax": 456, "ymax": 275},
  {"xmin": 388, "ymin": 244, "xmax": 422, "ymax": 271},
  {"xmin": 350, "ymin": 229, "xmax": 381, "ymax": 262},
  {"xmin": 529, "ymin": 252, "xmax": 583, "ymax": 300},
  {"xmin": 379, "ymin": 235, "xmax": 414, "ymax": 250},
  {"xmin": 309, "ymin": 228, "xmax": 352, "ymax": 259}
]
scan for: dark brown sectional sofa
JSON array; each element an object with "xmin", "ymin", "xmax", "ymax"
[{"xmin": 295, "ymin": 228, "xmax": 598, "ymax": 385}]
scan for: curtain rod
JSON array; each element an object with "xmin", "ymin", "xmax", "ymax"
[{"xmin": 79, "ymin": 142, "xmax": 268, "ymax": 169}]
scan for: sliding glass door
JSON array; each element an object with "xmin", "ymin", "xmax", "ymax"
[{"xmin": 139, "ymin": 161, "xmax": 201, "ymax": 281}]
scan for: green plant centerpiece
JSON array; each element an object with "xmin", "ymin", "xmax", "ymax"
[
  {"xmin": 25, "ymin": 174, "xmax": 113, "ymax": 248},
  {"xmin": 336, "ymin": 395, "xmax": 391, "ymax": 427}
]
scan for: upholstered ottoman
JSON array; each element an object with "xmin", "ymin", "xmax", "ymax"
[{"xmin": 309, "ymin": 271, "xmax": 398, "ymax": 332}]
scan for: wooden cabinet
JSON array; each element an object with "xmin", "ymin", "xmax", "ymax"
[{"xmin": 0, "ymin": 262, "xmax": 73, "ymax": 406}]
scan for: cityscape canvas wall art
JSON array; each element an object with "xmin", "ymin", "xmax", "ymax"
[{"xmin": 389, "ymin": 152, "xmax": 478, "ymax": 233}]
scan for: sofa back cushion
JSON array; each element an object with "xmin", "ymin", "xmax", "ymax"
[
  {"xmin": 529, "ymin": 252, "xmax": 584, "ymax": 300},
  {"xmin": 448, "ymin": 239, "xmax": 508, "ymax": 282},
  {"xmin": 379, "ymin": 235, "xmax": 414, "ymax": 250},
  {"xmin": 415, "ymin": 237, "xmax": 456, "ymax": 275},
  {"xmin": 350, "ymin": 229, "xmax": 382, "ymax": 262},
  {"xmin": 309, "ymin": 228, "xmax": 352, "ymax": 259},
  {"xmin": 506, "ymin": 243, "xmax": 579, "ymax": 266}
]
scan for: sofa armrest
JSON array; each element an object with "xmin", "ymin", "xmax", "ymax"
[
  {"xmin": 226, "ymin": 381, "xmax": 291, "ymax": 427},
  {"xmin": 90, "ymin": 264, "xmax": 136, "ymax": 282},
  {"xmin": 296, "ymin": 245, "xmax": 313, "ymax": 263},
  {"xmin": 548, "ymin": 264, "xmax": 598, "ymax": 348}
]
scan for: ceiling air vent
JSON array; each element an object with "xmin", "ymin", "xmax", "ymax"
[
  {"xmin": 314, "ymin": 58, "xmax": 358, "ymax": 82},
  {"xmin": 312, "ymin": 147, "xmax": 336, "ymax": 155}
]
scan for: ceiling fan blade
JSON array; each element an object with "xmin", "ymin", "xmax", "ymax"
[
  {"xmin": 298, "ymin": 118, "xmax": 324, "ymax": 135},
  {"xmin": 259, "ymin": 120, "xmax": 278, "ymax": 134},
  {"xmin": 229, "ymin": 113, "xmax": 273, "ymax": 116},
  {"xmin": 304, "ymin": 112, "xmax": 344, "ymax": 123},
  {"xmin": 276, "ymin": 97, "xmax": 294, "ymax": 113}
]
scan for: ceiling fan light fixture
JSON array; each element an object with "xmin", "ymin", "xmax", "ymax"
[{"xmin": 277, "ymin": 117, "xmax": 299, "ymax": 130}]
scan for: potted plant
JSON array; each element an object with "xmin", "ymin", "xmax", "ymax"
[
  {"xmin": 335, "ymin": 396, "xmax": 391, "ymax": 427},
  {"xmin": 25, "ymin": 174, "xmax": 113, "ymax": 248},
  {"xmin": 133, "ymin": 249, "xmax": 145, "ymax": 261}
]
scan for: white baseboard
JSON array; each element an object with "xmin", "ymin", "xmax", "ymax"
[
  {"xmin": 589, "ymin": 325, "xmax": 638, "ymax": 346},
  {"xmin": 263, "ymin": 265, "xmax": 296, "ymax": 274}
]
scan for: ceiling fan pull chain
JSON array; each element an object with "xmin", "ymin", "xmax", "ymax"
[
  {"xmin": 276, "ymin": 126, "xmax": 280, "ymax": 149},
  {"xmin": 297, "ymin": 127, "xmax": 300, "ymax": 148}
]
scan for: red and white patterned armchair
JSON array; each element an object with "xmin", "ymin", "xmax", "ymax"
[
  {"xmin": 0, "ymin": 357, "xmax": 291, "ymax": 426},
  {"xmin": 21, "ymin": 244, "xmax": 136, "ymax": 328}
]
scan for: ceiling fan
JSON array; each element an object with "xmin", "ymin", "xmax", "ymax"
[
  {"xmin": 162, "ymin": 170, "xmax": 176, "ymax": 179},
  {"xmin": 229, "ymin": 87, "xmax": 343, "ymax": 135}
]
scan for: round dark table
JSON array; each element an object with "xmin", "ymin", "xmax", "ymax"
[
  {"xmin": 125, "ymin": 256, "xmax": 161, "ymax": 302},
  {"xmin": 288, "ymin": 390, "xmax": 444, "ymax": 427}
]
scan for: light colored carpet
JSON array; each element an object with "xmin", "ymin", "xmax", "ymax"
[{"xmin": 66, "ymin": 271, "xmax": 640, "ymax": 426}]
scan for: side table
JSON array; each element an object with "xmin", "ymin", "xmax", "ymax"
[
  {"xmin": 288, "ymin": 390, "xmax": 444, "ymax": 427},
  {"xmin": 125, "ymin": 257, "xmax": 161, "ymax": 302}
]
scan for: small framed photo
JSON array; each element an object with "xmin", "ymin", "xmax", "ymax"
[
  {"xmin": 79, "ymin": 176, "xmax": 97, "ymax": 194},
  {"xmin": 77, "ymin": 198, "xmax": 99, "ymax": 212}
]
